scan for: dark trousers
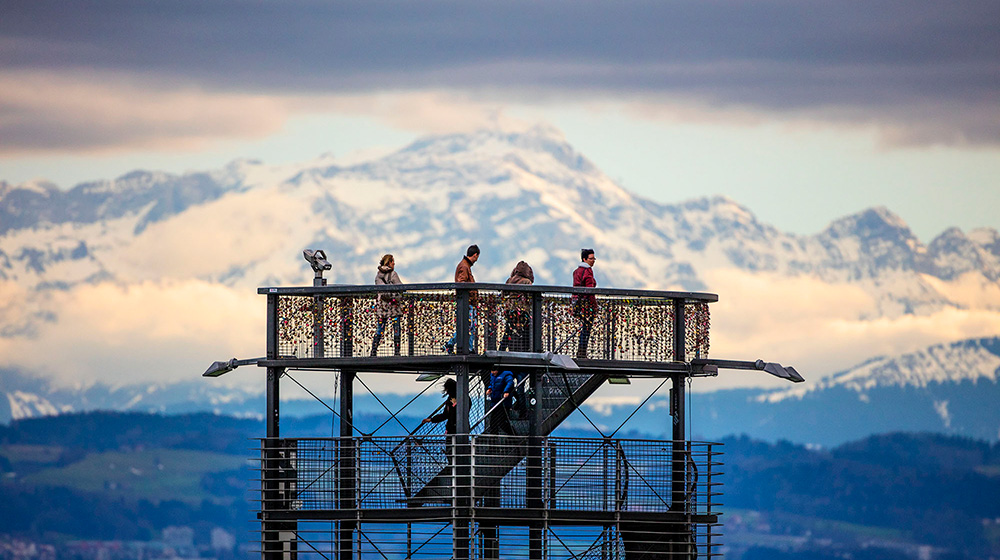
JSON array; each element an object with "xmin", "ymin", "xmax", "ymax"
[
  {"xmin": 487, "ymin": 406, "xmax": 513, "ymax": 435},
  {"xmin": 371, "ymin": 316, "xmax": 401, "ymax": 356},
  {"xmin": 499, "ymin": 312, "xmax": 530, "ymax": 352},
  {"xmin": 577, "ymin": 315, "xmax": 593, "ymax": 358}
]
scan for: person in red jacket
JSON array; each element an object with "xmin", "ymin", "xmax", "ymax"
[{"xmin": 572, "ymin": 248, "xmax": 597, "ymax": 358}]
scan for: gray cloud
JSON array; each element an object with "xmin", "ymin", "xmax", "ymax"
[{"xmin": 2, "ymin": 0, "xmax": 998, "ymax": 145}]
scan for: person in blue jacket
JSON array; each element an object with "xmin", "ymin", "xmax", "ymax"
[{"xmin": 485, "ymin": 369, "xmax": 515, "ymax": 435}]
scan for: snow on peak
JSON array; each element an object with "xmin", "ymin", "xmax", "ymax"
[
  {"xmin": 6, "ymin": 390, "xmax": 63, "ymax": 420},
  {"xmin": 969, "ymin": 227, "xmax": 1000, "ymax": 252},
  {"xmin": 394, "ymin": 124, "xmax": 596, "ymax": 175},
  {"xmin": 4, "ymin": 179, "xmax": 59, "ymax": 198},
  {"xmin": 824, "ymin": 206, "xmax": 914, "ymax": 240}
]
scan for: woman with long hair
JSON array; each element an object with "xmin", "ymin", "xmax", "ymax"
[{"xmin": 371, "ymin": 254, "xmax": 404, "ymax": 356}]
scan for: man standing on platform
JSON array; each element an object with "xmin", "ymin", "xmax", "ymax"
[
  {"xmin": 572, "ymin": 248, "xmax": 598, "ymax": 359},
  {"xmin": 444, "ymin": 244, "xmax": 480, "ymax": 353}
]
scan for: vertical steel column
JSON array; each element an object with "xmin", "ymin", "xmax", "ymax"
[
  {"xmin": 453, "ymin": 364, "xmax": 472, "ymax": 560},
  {"xmin": 671, "ymin": 298, "xmax": 687, "ymax": 512},
  {"xmin": 262, "ymin": 293, "xmax": 295, "ymax": 560},
  {"xmin": 266, "ymin": 294, "xmax": 280, "ymax": 439},
  {"xmin": 262, "ymin": 367, "xmax": 282, "ymax": 560},
  {"xmin": 338, "ymin": 370, "xmax": 355, "ymax": 560},
  {"xmin": 529, "ymin": 291, "xmax": 546, "ymax": 560},
  {"xmin": 527, "ymin": 366, "xmax": 545, "ymax": 560}
]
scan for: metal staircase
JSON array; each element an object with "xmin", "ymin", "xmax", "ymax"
[{"xmin": 399, "ymin": 365, "xmax": 607, "ymax": 505}]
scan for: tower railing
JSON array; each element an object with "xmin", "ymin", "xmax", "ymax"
[{"xmin": 260, "ymin": 283, "xmax": 715, "ymax": 362}]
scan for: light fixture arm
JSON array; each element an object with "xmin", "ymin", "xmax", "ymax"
[{"xmin": 203, "ymin": 357, "xmax": 265, "ymax": 377}]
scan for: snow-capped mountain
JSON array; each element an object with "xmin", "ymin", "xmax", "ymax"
[
  {"xmin": 2, "ymin": 126, "xmax": 997, "ymax": 311},
  {"xmin": 758, "ymin": 337, "xmax": 1000, "ymax": 404},
  {"xmin": 1, "ymin": 122, "xmax": 999, "ymax": 418},
  {"xmin": 688, "ymin": 336, "xmax": 1000, "ymax": 446},
  {"xmin": 0, "ymin": 367, "xmax": 263, "ymax": 424}
]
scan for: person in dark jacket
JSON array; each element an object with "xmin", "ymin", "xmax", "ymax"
[
  {"xmin": 423, "ymin": 378, "xmax": 457, "ymax": 435},
  {"xmin": 485, "ymin": 369, "xmax": 515, "ymax": 435},
  {"xmin": 499, "ymin": 260, "xmax": 534, "ymax": 353},
  {"xmin": 444, "ymin": 244, "xmax": 480, "ymax": 354},
  {"xmin": 572, "ymin": 248, "xmax": 598, "ymax": 359},
  {"xmin": 371, "ymin": 254, "xmax": 404, "ymax": 356}
]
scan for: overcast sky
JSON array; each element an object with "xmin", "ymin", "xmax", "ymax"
[{"xmin": 1, "ymin": 0, "xmax": 998, "ymax": 240}]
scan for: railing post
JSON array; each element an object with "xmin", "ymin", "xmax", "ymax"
[
  {"xmin": 339, "ymin": 297, "xmax": 353, "ymax": 358},
  {"xmin": 406, "ymin": 300, "xmax": 415, "ymax": 356},
  {"xmin": 485, "ymin": 296, "xmax": 498, "ymax": 352},
  {"xmin": 531, "ymin": 292, "xmax": 543, "ymax": 353},
  {"xmin": 338, "ymin": 371, "xmax": 355, "ymax": 560},
  {"xmin": 313, "ymin": 295, "xmax": 324, "ymax": 358},
  {"xmin": 705, "ymin": 442, "xmax": 715, "ymax": 556},
  {"xmin": 456, "ymin": 288, "xmax": 471, "ymax": 354},
  {"xmin": 602, "ymin": 438, "xmax": 609, "ymax": 511}
]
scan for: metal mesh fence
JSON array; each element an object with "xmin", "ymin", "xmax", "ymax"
[
  {"xmin": 254, "ymin": 436, "xmax": 722, "ymax": 514},
  {"xmin": 254, "ymin": 437, "xmax": 723, "ymax": 559},
  {"xmin": 258, "ymin": 522, "xmax": 723, "ymax": 559}
]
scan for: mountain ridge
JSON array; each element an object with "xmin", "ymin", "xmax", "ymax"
[
  {"xmin": 1, "ymin": 123, "xmax": 999, "ymax": 427},
  {"xmin": 4, "ymin": 335, "xmax": 1000, "ymax": 446}
]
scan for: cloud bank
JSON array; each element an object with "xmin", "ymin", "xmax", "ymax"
[
  {"xmin": 4, "ymin": 267, "xmax": 999, "ymax": 392},
  {"xmin": 1, "ymin": 0, "xmax": 998, "ymax": 153}
]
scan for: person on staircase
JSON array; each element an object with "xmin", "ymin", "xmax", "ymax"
[
  {"xmin": 485, "ymin": 368, "xmax": 515, "ymax": 435},
  {"xmin": 422, "ymin": 378, "xmax": 457, "ymax": 435}
]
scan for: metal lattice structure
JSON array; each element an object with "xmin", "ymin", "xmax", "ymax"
[{"xmin": 204, "ymin": 280, "xmax": 801, "ymax": 559}]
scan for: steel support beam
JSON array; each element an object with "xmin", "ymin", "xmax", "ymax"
[
  {"xmin": 453, "ymin": 364, "xmax": 472, "ymax": 560},
  {"xmin": 338, "ymin": 370, "xmax": 355, "ymax": 560}
]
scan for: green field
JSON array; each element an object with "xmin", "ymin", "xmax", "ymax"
[
  {"xmin": 0, "ymin": 444, "xmax": 65, "ymax": 464},
  {"xmin": 17, "ymin": 447, "xmax": 248, "ymax": 504},
  {"xmin": 721, "ymin": 507, "xmax": 911, "ymax": 543}
]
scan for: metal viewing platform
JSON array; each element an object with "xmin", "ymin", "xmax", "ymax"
[{"xmin": 207, "ymin": 271, "xmax": 802, "ymax": 560}]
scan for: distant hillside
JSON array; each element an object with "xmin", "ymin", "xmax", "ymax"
[
  {"xmin": 1, "ymin": 412, "xmax": 998, "ymax": 558},
  {"xmin": 556, "ymin": 336, "xmax": 1000, "ymax": 447},
  {"xmin": 4, "ymin": 336, "xmax": 1000, "ymax": 449}
]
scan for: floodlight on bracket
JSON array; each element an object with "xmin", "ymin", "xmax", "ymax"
[
  {"xmin": 482, "ymin": 350, "xmax": 580, "ymax": 370},
  {"xmin": 691, "ymin": 358, "xmax": 804, "ymax": 383},
  {"xmin": 203, "ymin": 357, "xmax": 265, "ymax": 377}
]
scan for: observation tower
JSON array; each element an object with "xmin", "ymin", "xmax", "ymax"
[{"xmin": 204, "ymin": 250, "xmax": 803, "ymax": 560}]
